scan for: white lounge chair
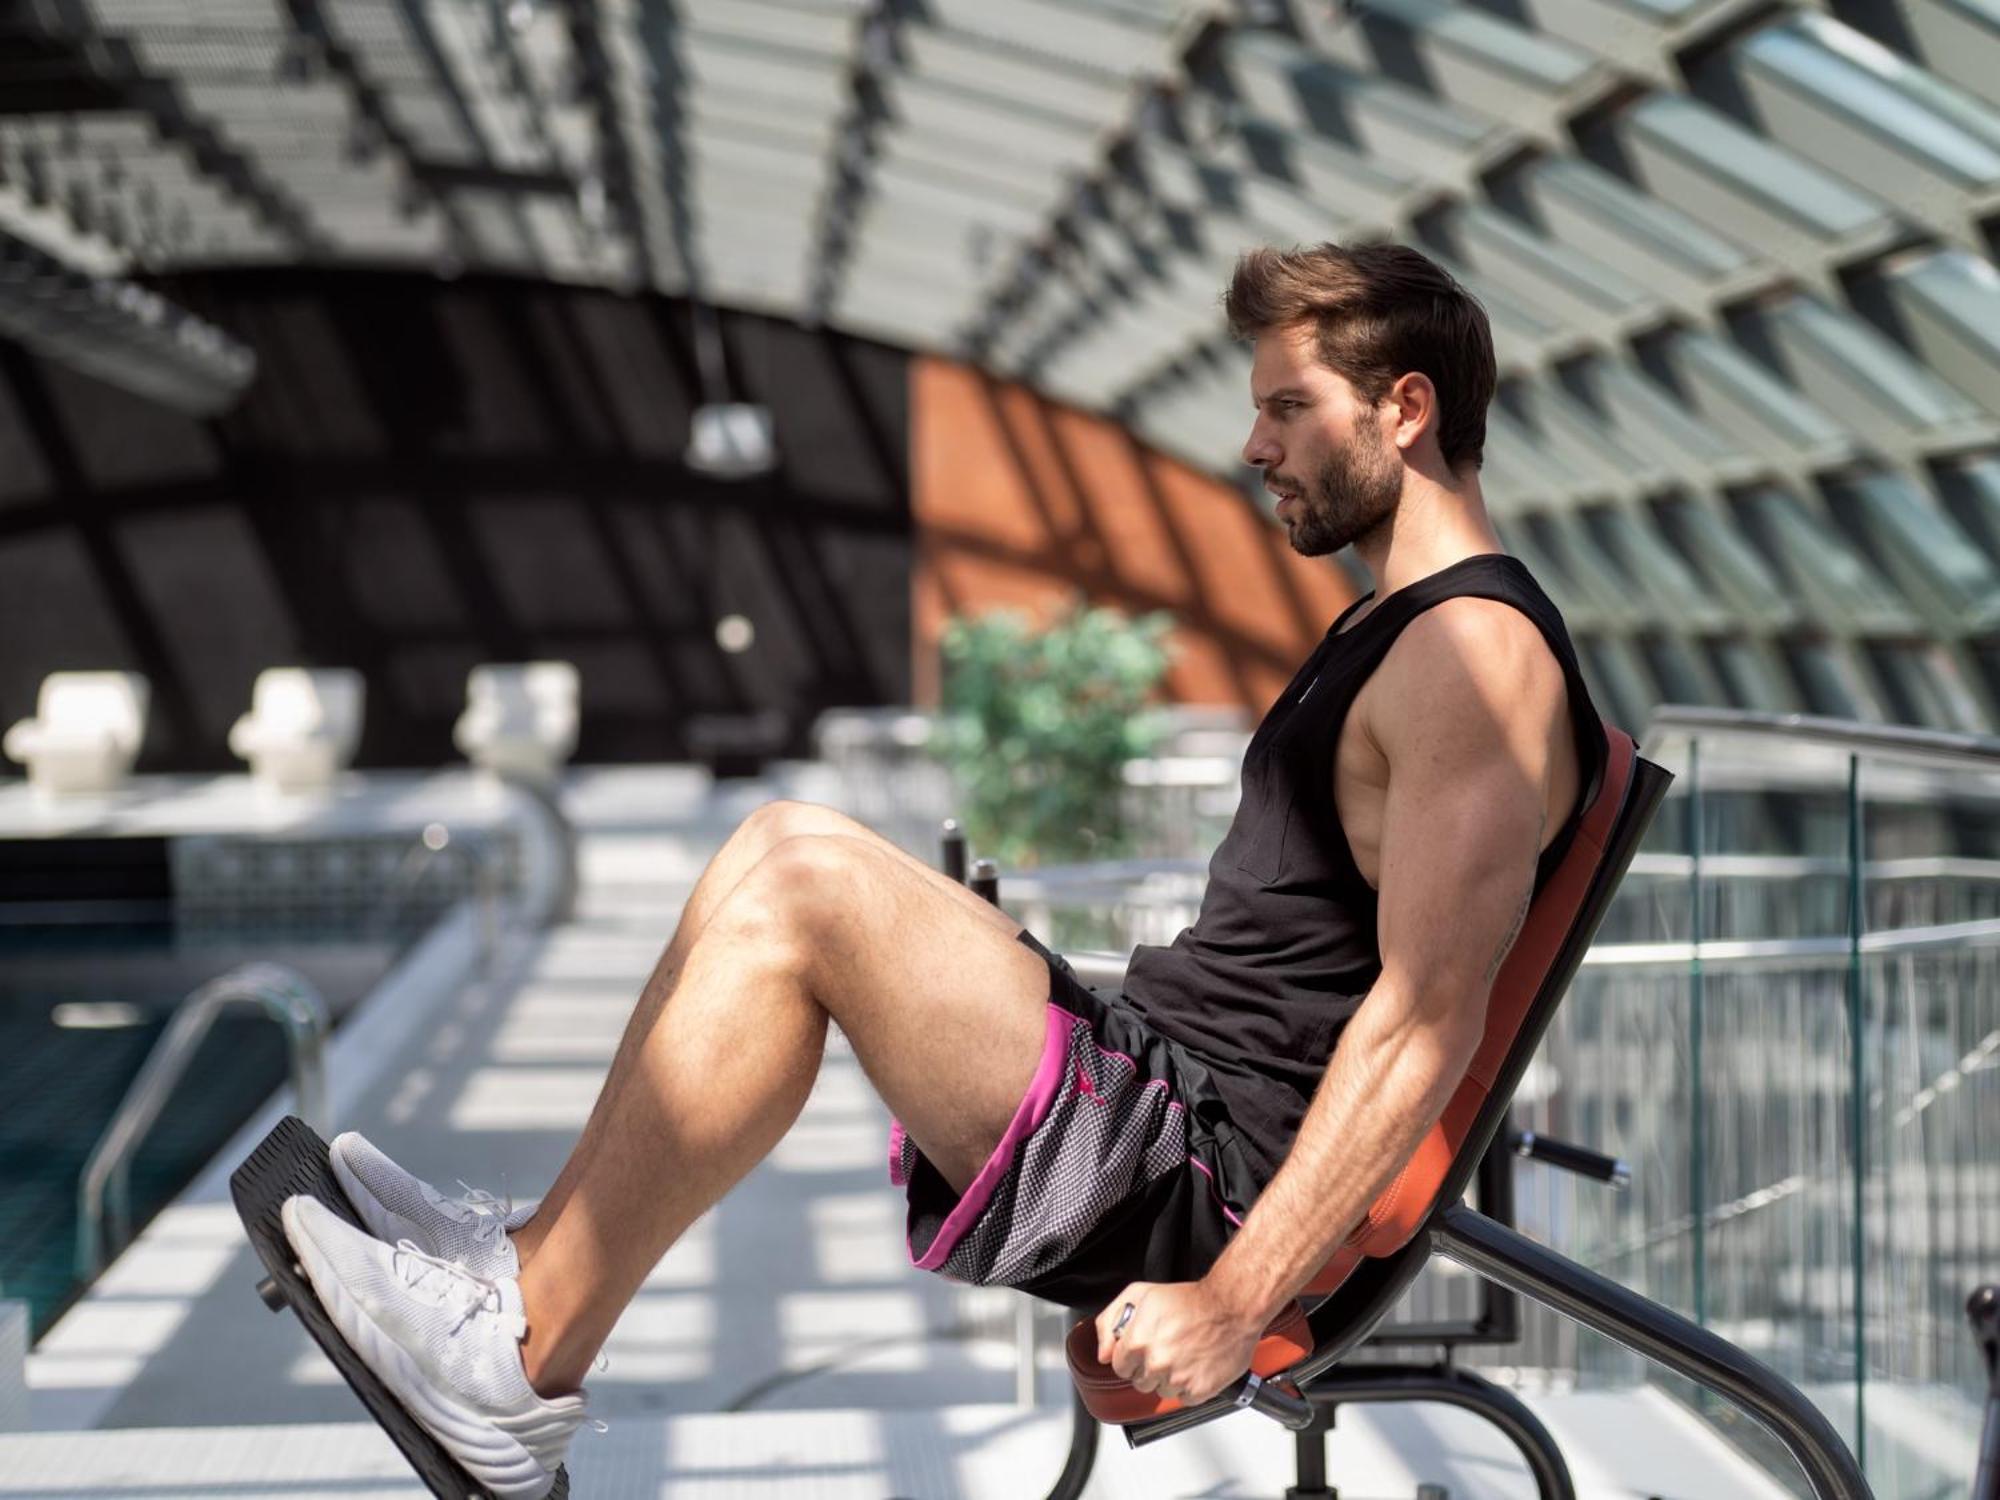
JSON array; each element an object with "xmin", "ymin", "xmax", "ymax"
[
  {"xmin": 453, "ymin": 661, "xmax": 579, "ymax": 784},
  {"xmin": 2, "ymin": 671, "xmax": 150, "ymax": 795},
  {"xmin": 227, "ymin": 667, "xmax": 365, "ymax": 794}
]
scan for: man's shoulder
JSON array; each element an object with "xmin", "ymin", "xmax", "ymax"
[{"xmin": 1365, "ymin": 596, "xmax": 1567, "ymax": 752}]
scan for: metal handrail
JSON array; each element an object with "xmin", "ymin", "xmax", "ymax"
[
  {"xmin": 1625, "ymin": 853, "xmax": 2000, "ymax": 880},
  {"xmin": 1581, "ymin": 913, "xmax": 2000, "ymax": 970},
  {"xmin": 76, "ymin": 962, "xmax": 329, "ymax": 1277},
  {"xmin": 368, "ymin": 822, "xmax": 502, "ymax": 974},
  {"xmin": 494, "ymin": 771, "xmax": 580, "ymax": 928},
  {"xmin": 1055, "ymin": 915, "xmax": 2000, "ymax": 991},
  {"xmin": 1646, "ymin": 705, "xmax": 2000, "ymax": 771}
]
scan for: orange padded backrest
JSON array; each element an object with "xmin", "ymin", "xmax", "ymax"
[
  {"xmin": 1300, "ymin": 722, "xmax": 1635, "ymax": 1296},
  {"xmin": 1066, "ymin": 723, "xmax": 1641, "ymax": 1424}
]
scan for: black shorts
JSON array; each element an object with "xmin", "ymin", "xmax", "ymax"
[{"xmin": 890, "ymin": 929, "xmax": 1266, "ymax": 1310}]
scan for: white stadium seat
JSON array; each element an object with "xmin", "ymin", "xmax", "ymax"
[
  {"xmin": 2, "ymin": 671, "xmax": 150, "ymax": 795},
  {"xmin": 453, "ymin": 661, "xmax": 579, "ymax": 784},
  {"xmin": 226, "ymin": 667, "xmax": 365, "ymax": 794}
]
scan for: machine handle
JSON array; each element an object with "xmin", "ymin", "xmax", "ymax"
[
  {"xmin": 1971, "ymin": 1286, "xmax": 2000, "ymax": 1500},
  {"xmin": 1972, "ymin": 1284, "xmax": 2000, "ymax": 1384},
  {"xmin": 970, "ymin": 857, "xmax": 1000, "ymax": 906},
  {"xmin": 1511, "ymin": 1130, "xmax": 1629, "ymax": 1189}
]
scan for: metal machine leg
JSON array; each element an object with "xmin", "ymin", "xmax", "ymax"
[
  {"xmin": 1433, "ymin": 1205, "xmax": 1872, "ymax": 1500},
  {"xmin": 1039, "ymin": 1385, "xmax": 1101, "ymax": 1500},
  {"xmin": 1971, "ymin": 1286, "xmax": 1999, "ymax": 1500},
  {"xmin": 1286, "ymin": 1403, "xmax": 1337, "ymax": 1499},
  {"xmin": 1296, "ymin": 1367, "xmax": 1573, "ymax": 1500}
]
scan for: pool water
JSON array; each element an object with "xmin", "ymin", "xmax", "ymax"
[
  {"xmin": 0, "ymin": 922, "xmax": 395, "ymax": 1340},
  {"xmin": 0, "ymin": 991, "xmax": 289, "ymax": 1337}
]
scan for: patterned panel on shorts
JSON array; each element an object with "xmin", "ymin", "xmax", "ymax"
[{"xmin": 934, "ymin": 1010, "xmax": 1191, "ymax": 1288}]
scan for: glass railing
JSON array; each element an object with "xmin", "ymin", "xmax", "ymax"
[
  {"xmin": 982, "ymin": 706, "xmax": 1992, "ymax": 1498},
  {"xmin": 1509, "ymin": 708, "xmax": 1996, "ymax": 1498}
]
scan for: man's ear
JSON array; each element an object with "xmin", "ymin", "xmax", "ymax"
[{"xmin": 1386, "ymin": 371, "xmax": 1437, "ymax": 453}]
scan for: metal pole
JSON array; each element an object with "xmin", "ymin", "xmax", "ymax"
[
  {"xmin": 1688, "ymin": 738, "xmax": 1707, "ymax": 1331},
  {"xmin": 79, "ymin": 964, "xmax": 330, "ymax": 1276},
  {"xmin": 1433, "ymin": 1206, "xmax": 1873, "ymax": 1500},
  {"xmin": 1846, "ymin": 752, "xmax": 1867, "ymax": 1469},
  {"xmin": 1970, "ymin": 1285, "xmax": 1999, "ymax": 1500},
  {"xmin": 961, "ymin": 853, "xmax": 1036, "ymax": 1407},
  {"xmin": 1037, "ymin": 1384, "xmax": 1102, "ymax": 1500},
  {"xmin": 462, "ymin": 836, "xmax": 500, "ymax": 978},
  {"xmin": 1016, "ymin": 1297, "xmax": 1038, "ymax": 1408},
  {"xmin": 970, "ymin": 857, "xmax": 999, "ymax": 907}
]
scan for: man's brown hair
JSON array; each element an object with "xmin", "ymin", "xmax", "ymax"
[{"xmin": 1224, "ymin": 242, "xmax": 1497, "ymax": 473}]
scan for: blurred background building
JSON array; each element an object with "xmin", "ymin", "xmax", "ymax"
[{"xmin": 3, "ymin": 0, "xmax": 1999, "ymax": 759}]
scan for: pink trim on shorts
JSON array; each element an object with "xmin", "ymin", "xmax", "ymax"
[
  {"xmin": 1187, "ymin": 1154, "xmax": 1246, "ymax": 1228},
  {"xmin": 888, "ymin": 1119, "xmax": 910, "ymax": 1188},
  {"xmin": 906, "ymin": 1002, "xmax": 1080, "ymax": 1271}
]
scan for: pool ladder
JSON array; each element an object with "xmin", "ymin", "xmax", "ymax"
[{"xmin": 76, "ymin": 963, "xmax": 329, "ymax": 1277}]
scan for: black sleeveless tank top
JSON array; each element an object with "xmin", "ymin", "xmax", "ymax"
[{"xmin": 1120, "ymin": 553, "xmax": 1607, "ymax": 1189}]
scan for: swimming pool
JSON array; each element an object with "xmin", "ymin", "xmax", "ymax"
[{"xmin": 0, "ymin": 920, "xmax": 409, "ymax": 1339}]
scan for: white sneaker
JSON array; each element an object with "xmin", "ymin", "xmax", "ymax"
[
  {"xmin": 281, "ymin": 1193, "xmax": 590, "ymax": 1500},
  {"xmin": 330, "ymin": 1131, "xmax": 533, "ymax": 1281}
]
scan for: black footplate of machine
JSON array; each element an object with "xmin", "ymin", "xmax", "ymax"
[{"xmin": 231, "ymin": 1114, "xmax": 570, "ymax": 1500}]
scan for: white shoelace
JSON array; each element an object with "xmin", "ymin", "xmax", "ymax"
[
  {"xmin": 453, "ymin": 1181, "xmax": 515, "ymax": 1249},
  {"xmin": 386, "ymin": 1240, "xmax": 608, "ymax": 1368},
  {"xmin": 420, "ymin": 1177, "xmax": 516, "ymax": 1250},
  {"xmin": 391, "ymin": 1238, "xmax": 524, "ymax": 1339},
  {"xmin": 388, "ymin": 1238, "xmax": 613, "ymax": 1437}
]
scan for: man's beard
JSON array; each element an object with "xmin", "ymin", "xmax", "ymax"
[{"xmin": 1274, "ymin": 426, "xmax": 1401, "ymax": 557}]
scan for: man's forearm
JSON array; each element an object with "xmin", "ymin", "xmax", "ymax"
[{"xmin": 1199, "ymin": 985, "xmax": 1474, "ymax": 1329}]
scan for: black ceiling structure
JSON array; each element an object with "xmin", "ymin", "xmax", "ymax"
[{"xmin": 0, "ymin": 268, "xmax": 911, "ymax": 769}]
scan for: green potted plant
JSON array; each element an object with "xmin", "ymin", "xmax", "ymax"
[{"xmin": 934, "ymin": 598, "xmax": 1176, "ymax": 869}]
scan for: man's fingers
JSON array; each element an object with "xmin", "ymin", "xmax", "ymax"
[
  {"xmin": 1096, "ymin": 1311, "xmax": 1122, "ymax": 1366},
  {"xmin": 1095, "ymin": 1284, "xmax": 1148, "ymax": 1365}
]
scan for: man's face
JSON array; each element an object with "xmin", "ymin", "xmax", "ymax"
[{"xmin": 1242, "ymin": 323, "xmax": 1402, "ymax": 557}]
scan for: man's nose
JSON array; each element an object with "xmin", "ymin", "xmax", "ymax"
[{"xmin": 1242, "ymin": 419, "xmax": 1278, "ymax": 469}]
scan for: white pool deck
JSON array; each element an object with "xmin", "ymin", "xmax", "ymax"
[{"xmin": 2, "ymin": 763, "xmax": 1794, "ymax": 1499}]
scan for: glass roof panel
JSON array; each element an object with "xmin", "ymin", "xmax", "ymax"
[
  {"xmin": 1626, "ymin": 95, "xmax": 1888, "ymax": 237},
  {"xmin": 1822, "ymin": 468, "xmax": 2000, "ymax": 633},
  {"xmin": 1650, "ymin": 494, "xmax": 1799, "ymax": 627},
  {"xmin": 1740, "ymin": 18, "xmax": 2000, "ymax": 187},
  {"xmin": 1734, "ymin": 483, "xmax": 1917, "ymax": 632},
  {"xmin": 1741, "ymin": 292, "xmax": 1985, "ymax": 442}
]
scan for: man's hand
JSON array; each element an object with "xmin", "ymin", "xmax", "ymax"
[{"xmin": 1093, "ymin": 1279, "xmax": 1265, "ymax": 1405}]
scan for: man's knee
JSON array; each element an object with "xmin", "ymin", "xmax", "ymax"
[
  {"xmin": 721, "ymin": 832, "xmax": 866, "ymax": 951},
  {"xmin": 739, "ymin": 799, "xmax": 858, "ymax": 856}
]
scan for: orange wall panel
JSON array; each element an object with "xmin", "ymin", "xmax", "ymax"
[{"xmin": 911, "ymin": 358, "xmax": 1355, "ymax": 713}]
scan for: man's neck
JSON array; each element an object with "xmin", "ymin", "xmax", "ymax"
[{"xmin": 1352, "ymin": 473, "xmax": 1503, "ymax": 599}]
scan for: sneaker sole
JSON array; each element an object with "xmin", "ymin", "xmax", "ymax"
[{"xmin": 280, "ymin": 1197, "xmax": 555, "ymax": 1500}]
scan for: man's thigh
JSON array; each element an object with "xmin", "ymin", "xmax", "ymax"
[{"xmin": 757, "ymin": 833, "xmax": 1056, "ymax": 1197}]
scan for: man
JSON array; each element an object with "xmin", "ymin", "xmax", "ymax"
[{"xmin": 279, "ymin": 241, "xmax": 1603, "ymax": 1500}]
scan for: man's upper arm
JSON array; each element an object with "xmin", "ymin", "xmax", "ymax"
[{"xmin": 1362, "ymin": 599, "xmax": 1569, "ymax": 1064}]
